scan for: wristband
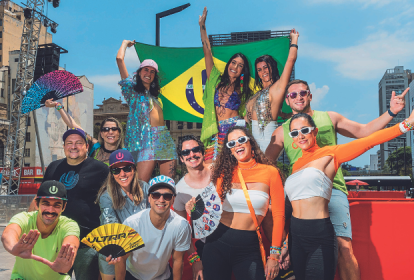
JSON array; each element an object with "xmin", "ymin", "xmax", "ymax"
[
  {"xmin": 388, "ymin": 109, "xmax": 397, "ymax": 117},
  {"xmin": 55, "ymin": 102, "xmax": 64, "ymax": 111},
  {"xmin": 399, "ymin": 119, "xmax": 413, "ymax": 133},
  {"xmin": 290, "ymin": 44, "xmax": 298, "ymax": 49},
  {"xmin": 267, "ymin": 256, "xmax": 279, "ymax": 261}
]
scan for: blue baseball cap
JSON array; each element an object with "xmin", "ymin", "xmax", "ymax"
[
  {"xmin": 148, "ymin": 175, "xmax": 176, "ymax": 195},
  {"xmin": 109, "ymin": 149, "xmax": 135, "ymax": 167},
  {"xmin": 62, "ymin": 128, "xmax": 87, "ymax": 143}
]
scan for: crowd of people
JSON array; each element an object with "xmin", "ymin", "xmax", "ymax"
[{"xmin": 1, "ymin": 6, "xmax": 411, "ymax": 280}]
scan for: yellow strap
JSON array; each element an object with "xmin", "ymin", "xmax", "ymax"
[{"xmin": 237, "ymin": 168, "xmax": 267, "ymax": 269}]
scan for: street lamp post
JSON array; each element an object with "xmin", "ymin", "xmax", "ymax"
[{"xmin": 156, "ymin": 3, "xmax": 191, "ymax": 46}]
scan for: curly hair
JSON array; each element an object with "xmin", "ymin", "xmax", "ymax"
[
  {"xmin": 217, "ymin": 53, "xmax": 253, "ymax": 103},
  {"xmin": 133, "ymin": 67, "xmax": 161, "ymax": 98},
  {"xmin": 211, "ymin": 126, "xmax": 283, "ymax": 200},
  {"xmin": 254, "ymin": 55, "xmax": 280, "ymax": 90},
  {"xmin": 176, "ymin": 135, "xmax": 205, "ymax": 157}
]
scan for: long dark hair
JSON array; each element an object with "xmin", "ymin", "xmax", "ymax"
[
  {"xmin": 254, "ymin": 55, "xmax": 280, "ymax": 90},
  {"xmin": 217, "ymin": 53, "xmax": 252, "ymax": 103},
  {"xmin": 212, "ymin": 126, "xmax": 283, "ymax": 199},
  {"xmin": 133, "ymin": 68, "xmax": 161, "ymax": 98},
  {"xmin": 289, "ymin": 113, "xmax": 316, "ymax": 130}
]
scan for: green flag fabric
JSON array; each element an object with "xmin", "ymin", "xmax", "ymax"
[{"xmin": 135, "ymin": 37, "xmax": 291, "ymax": 123}]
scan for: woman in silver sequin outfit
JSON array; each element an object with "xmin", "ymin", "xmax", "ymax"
[
  {"xmin": 96, "ymin": 149, "xmax": 150, "ymax": 280},
  {"xmin": 116, "ymin": 40, "xmax": 177, "ymax": 182},
  {"xmin": 245, "ymin": 29, "xmax": 299, "ymax": 152}
]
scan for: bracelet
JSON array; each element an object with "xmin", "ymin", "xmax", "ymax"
[
  {"xmin": 187, "ymin": 252, "xmax": 198, "ymax": 261},
  {"xmin": 189, "ymin": 255, "xmax": 200, "ymax": 265},
  {"xmin": 55, "ymin": 102, "xmax": 64, "ymax": 111},
  {"xmin": 290, "ymin": 44, "xmax": 298, "ymax": 49},
  {"xmin": 388, "ymin": 108, "xmax": 397, "ymax": 117},
  {"xmin": 270, "ymin": 248, "xmax": 281, "ymax": 255},
  {"xmin": 399, "ymin": 119, "xmax": 414, "ymax": 133},
  {"xmin": 267, "ymin": 256, "xmax": 279, "ymax": 261}
]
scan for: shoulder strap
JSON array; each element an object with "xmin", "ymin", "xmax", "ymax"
[{"xmin": 237, "ymin": 169, "xmax": 267, "ymax": 269}]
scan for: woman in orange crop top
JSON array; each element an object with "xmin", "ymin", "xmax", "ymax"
[
  {"xmin": 285, "ymin": 112, "xmax": 412, "ymax": 280},
  {"xmin": 187, "ymin": 126, "xmax": 285, "ymax": 280}
]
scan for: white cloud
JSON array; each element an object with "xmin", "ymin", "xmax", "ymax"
[
  {"xmin": 301, "ymin": 30, "xmax": 414, "ymax": 80},
  {"xmin": 88, "ymin": 74, "xmax": 121, "ymax": 94},
  {"xmin": 124, "ymin": 47, "xmax": 141, "ymax": 70},
  {"xmin": 309, "ymin": 83, "xmax": 329, "ymax": 108}
]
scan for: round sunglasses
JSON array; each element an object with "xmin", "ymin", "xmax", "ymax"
[
  {"xmin": 286, "ymin": 90, "xmax": 310, "ymax": 99},
  {"xmin": 150, "ymin": 192, "xmax": 175, "ymax": 201},
  {"xmin": 288, "ymin": 127, "xmax": 315, "ymax": 138},
  {"xmin": 111, "ymin": 165, "xmax": 134, "ymax": 175},
  {"xmin": 101, "ymin": 127, "xmax": 120, "ymax": 132},
  {"xmin": 226, "ymin": 136, "xmax": 250, "ymax": 149},
  {"xmin": 181, "ymin": 146, "xmax": 202, "ymax": 157}
]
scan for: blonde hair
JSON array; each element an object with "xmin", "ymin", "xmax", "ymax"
[{"xmin": 98, "ymin": 118, "xmax": 125, "ymax": 149}]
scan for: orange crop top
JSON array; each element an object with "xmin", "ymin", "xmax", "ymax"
[
  {"xmin": 216, "ymin": 159, "xmax": 285, "ymax": 248},
  {"xmin": 293, "ymin": 123, "xmax": 403, "ymax": 173}
]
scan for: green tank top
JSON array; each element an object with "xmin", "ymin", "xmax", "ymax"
[{"xmin": 282, "ymin": 110, "xmax": 347, "ymax": 194}]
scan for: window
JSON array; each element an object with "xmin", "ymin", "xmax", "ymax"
[
  {"xmin": 1, "ymin": 88, "xmax": 3, "ymax": 98},
  {"xmin": 26, "ymin": 116, "xmax": 31, "ymax": 126},
  {"xmin": 16, "ymin": 15, "xmax": 21, "ymax": 21},
  {"xmin": 24, "ymin": 163, "xmax": 30, "ymax": 167},
  {"xmin": 26, "ymin": 132, "xmax": 30, "ymax": 142},
  {"xmin": 0, "ymin": 55, "xmax": 2, "ymax": 62},
  {"xmin": 0, "ymin": 31, "xmax": 2, "ymax": 38},
  {"xmin": 24, "ymin": 148, "xmax": 30, "ymax": 157},
  {"xmin": 0, "ymin": 43, "xmax": 2, "ymax": 50},
  {"xmin": 187, "ymin": 122, "xmax": 193, "ymax": 129},
  {"xmin": 14, "ymin": 58, "xmax": 18, "ymax": 62},
  {"xmin": 0, "ymin": 19, "xmax": 2, "ymax": 26},
  {"xmin": 196, "ymin": 122, "xmax": 202, "ymax": 129},
  {"xmin": 177, "ymin": 121, "xmax": 183, "ymax": 129},
  {"xmin": 166, "ymin": 120, "xmax": 170, "ymax": 130}
]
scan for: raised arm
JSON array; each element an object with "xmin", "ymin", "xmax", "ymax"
[
  {"xmin": 268, "ymin": 29, "xmax": 299, "ymax": 119},
  {"xmin": 199, "ymin": 7, "xmax": 214, "ymax": 80},
  {"xmin": 330, "ymin": 88, "xmax": 408, "ymax": 139},
  {"xmin": 116, "ymin": 40, "xmax": 136, "ymax": 80},
  {"xmin": 44, "ymin": 99, "xmax": 95, "ymax": 143},
  {"xmin": 265, "ymin": 126, "xmax": 285, "ymax": 162}
]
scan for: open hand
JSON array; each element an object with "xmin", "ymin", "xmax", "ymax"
[
  {"xmin": 11, "ymin": 230, "xmax": 40, "ymax": 259},
  {"xmin": 192, "ymin": 260, "xmax": 204, "ymax": 280},
  {"xmin": 390, "ymin": 87, "xmax": 408, "ymax": 115},
  {"xmin": 199, "ymin": 7, "xmax": 207, "ymax": 28},
  {"xmin": 290, "ymin": 29, "xmax": 299, "ymax": 45},
  {"xmin": 31, "ymin": 244, "xmax": 75, "ymax": 273},
  {"xmin": 265, "ymin": 258, "xmax": 280, "ymax": 280}
]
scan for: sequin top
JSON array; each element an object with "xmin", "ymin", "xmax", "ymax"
[
  {"xmin": 214, "ymin": 89, "xmax": 241, "ymax": 111},
  {"xmin": 246, "ymin": 87, "xmax": 272, "ymax": 132},
  {"xmin": 118, "ymin": 75, "xmax": 163, "ymax": 156}
]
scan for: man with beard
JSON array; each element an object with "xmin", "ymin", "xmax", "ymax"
[
  {"xmin": 174, "ymin": 135, "xmax": 212, "ymax": 280},
  {"xmin": 29, "ymin": 128, "xmax": 109, "ymax": 279},
  {"xmin": 2, "ymin": 181, "xmax": 80, "ymax": 280},
  {"xmin": 107, "ymin": 175, "xmax": 191, "ymax": 280},
  {"xmin": 265, "ymin": 79, "xmax": 407, "ymax": 280}
]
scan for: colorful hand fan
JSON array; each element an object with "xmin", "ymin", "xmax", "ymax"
[
  {"xmin": 21, "ymin": 70, "xmax": 83, "ymax": 114},
  {"xmin": 81, "ymin": 223, "xmax": 145, "ymax": 258},
  {"xmin": 191, "ymin": 184, "xmax": 223, "ymax": 239}
]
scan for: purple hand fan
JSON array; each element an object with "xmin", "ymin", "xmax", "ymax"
[{"xmin": 21, "ymin": 70, "xmax": 83, "ymax": 114}]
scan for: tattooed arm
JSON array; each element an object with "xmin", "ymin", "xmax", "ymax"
[{"xmin": 199, "ymin": 7, "xmax": 213, "ymax": 80}]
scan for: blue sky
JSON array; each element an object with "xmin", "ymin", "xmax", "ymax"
[{"xmin": 44, "ymin": 0, "xmax": 414, "ymax": 167}]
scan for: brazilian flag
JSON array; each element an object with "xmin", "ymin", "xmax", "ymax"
[{"xmin": 135, "ymin": 37, "xmax": 290, "ymax": 123}]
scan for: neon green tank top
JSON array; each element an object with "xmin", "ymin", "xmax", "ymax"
[{"xmin": 282, "ymin": 110, "xmax": 347, "ymax": 194}]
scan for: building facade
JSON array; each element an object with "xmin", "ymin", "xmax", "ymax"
[
  {"xmin": 409, "ymin": 80, "xmax": 414, "ymax": 177},
  {"xmin": 378, "ymin": 66, "xmax": 413, "ymax": 170},
  {"xmin": 370, "ymin": 153, "xmax": 378, "ymax": 171}
]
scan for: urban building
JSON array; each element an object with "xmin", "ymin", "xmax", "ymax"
[
  {"xmin": 409, "ymin": 80, "xmax": 414, "ymax": 177},
  {"xmin": 378, "ymin": 66, "xmax": 413, "ymax": 170},
  {"xmin": 0, "ymin": 0, "xmax": 52, "ymax": 68},
  {"xmin": 370, "ymin": 153, "xmax": 378, "ymax": 171}
]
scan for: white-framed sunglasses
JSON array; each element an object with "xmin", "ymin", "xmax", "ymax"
[
  {"xmin": 288, "ymin": 127, "xmax": 315, "ymax": 138},
  {"xmin": 226, "ymin": 136, "xmax": 250, "ymax": 149}
]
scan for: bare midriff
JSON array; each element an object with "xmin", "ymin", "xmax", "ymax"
[
  {"xmin": 149, "ymin": 103, "xmax": 165, "ymax": 127},
  {"xmin": 291, "ymin": 197, "xmax": 329, "ymax": 220},
  {"xmin": 216, "ymin": 107, "xmax": 239, "ymax": 122},
  {"xmin": 220, "ymin": 211, "xmax": 265, "ymax": 231}
]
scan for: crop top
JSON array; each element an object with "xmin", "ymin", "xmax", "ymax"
[
  {"xmin": 288, "ymin": 123, "xmax": 403, "ymax": 201},
  {"xmin": 216, "ymin": 159, "xmax": 285, "ymax": 248},
  {"xmin": 222, "ymin": 189, "xmax": 269, "ymax": 216},
  {"xmin": 285, "ymin": 168, "xmax": 332, "ymax": 201},
  {"xmin": 214, "ymin": 89, "xmax": 241, "ymax": 111}
]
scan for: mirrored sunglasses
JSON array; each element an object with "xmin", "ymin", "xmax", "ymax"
[
  {"xmin": 111, "ymin": 165, "xmax": 134, "ymax": 175},
  {"xmin": 226, "ymin": 136, "xmax": 250, "ymax": 149},
  {"xmin": 286, "ymin": 90, "xmax": 310, "ymax": 99},
  {"xmin": 181, "ymin": 146, "xmax": 202, "ymax": 157},
  {"xmin": 288, "ymin": 127, "xmax": 315, "ymax": 138}
]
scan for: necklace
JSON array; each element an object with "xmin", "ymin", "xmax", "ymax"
[{"xmin": 238, "ymin": 162, "xmax": 258, "ymax": 170}]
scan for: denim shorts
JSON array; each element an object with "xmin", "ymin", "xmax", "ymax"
[{"xmin": 328, "ymin": 188, "xmax": 352, "ymax": 239}]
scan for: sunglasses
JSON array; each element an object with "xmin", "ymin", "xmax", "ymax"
[
  {"xmin": 181, "ymin": 146, "xmax": 202, "ymax": 157},
  {"xmin": 111, "ymin": 165, "xmax": 134, "ymax": 175},
  {"xmin": 286, "ymin": 90, "xmax": 310, "ymax": 99},
  {"xmin": 288, "ymin": 127, "xmax": 315, "ymax": 138},
  {"xmin": 150, "ymin": 192, "xmax": 174, "ymax": 201},
  {"xmin": 101, "ymin": 127, "xmax": 120, "ymax": 132},
  {"xmin": 226, "ymin": 136, "xmax": 250, "ymax": 149}
]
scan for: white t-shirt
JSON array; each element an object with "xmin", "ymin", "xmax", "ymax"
[
  {"xmin": 174, "ymin": 176, "xmax": 213, "ymax": 211},
  {"xmin": 124, "ymin": 209, "xmax": 191, "ymax": 280}
]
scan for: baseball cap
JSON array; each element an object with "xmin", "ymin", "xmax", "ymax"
[
  {"xmin": 62, "ymin": 127, "xmax": 87, "ymax": 143},
  {"xmin": 109, "ymin": 149, "xmax": 135, "ymax": 167},
  {"xmin": 148, "ymin": 175, "xmax": 176, "ymax": 195},
  {"xmin": 139, "ymin": 59, "xmax": 159, "ymax": 73},
  {"xmin": 37, "ymin": 180, "xmax": 68, "ymax": 201}
]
